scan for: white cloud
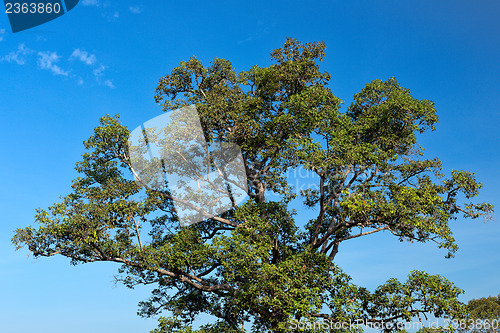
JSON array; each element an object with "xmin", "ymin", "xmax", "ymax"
[
  {"xmin": 128, "ymin": 5, "xmax": 142, "ymax": 14},
  {"xmin": 103, "ymin": 11, "xmax": 119, "ymax": 22},
  {"xmin": 81, "ymin": 0, "xmax": 99, "ymax": 6},
  {"xmin": 0, "ymin": 43, "xmax": 34, "ymax": 65},
  {"xmin": 80, "ymin": 0, "xmax": 118, "ymax": 22},
  {"xmin": 2, "ymin": 43, "xmax": 114, "ymax": 87},
  {"xmin": 70, "ymin": 48, "xmax": 115, "ymax": 88},
  {"xmin": 92, "ymin": 64, "xmax": 106, "ymax": 77},
  {"xmin": 98, "ymin": 10, "xmax": 119, "ymax": 22},
  {"xmin": 70, "ymin": 49, "xmax": 97, "ymax": 65},
  {"xmin": 37, "ymin": 51, "xmax": 69, "ymax": 76},
  {"xmin": 103, "ymin": 79, "xmax": 115, "ymax": 89},
  {"xmin": 0, "ymin": 29, "xmax": 6, "ymax": 42}
]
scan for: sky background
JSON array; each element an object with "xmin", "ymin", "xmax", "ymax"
[{"xmin": 0, "ymin": 0, "xmax": 499, "ymax": 332}]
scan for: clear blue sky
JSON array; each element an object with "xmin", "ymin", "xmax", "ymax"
[{"xmin": 1, "ymin": 1, "xmax": 499, "ymax": 332}]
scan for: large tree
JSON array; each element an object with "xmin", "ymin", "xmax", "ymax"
[{"xmin": 13, "ymin": 38, "xmax": 493, "ymax": 332}]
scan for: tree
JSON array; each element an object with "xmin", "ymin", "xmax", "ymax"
[
  {"xmin": 456, "ymin": 295, "xmax": 500, "ymax": 333},
  {"xmin": 12, "ymin": 38, "xmax": 494, "ymax": 332}
]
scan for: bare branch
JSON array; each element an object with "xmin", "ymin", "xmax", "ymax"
[{"xmin": 131, "ymin": 216, "xmax": 143, "ymax": 251}]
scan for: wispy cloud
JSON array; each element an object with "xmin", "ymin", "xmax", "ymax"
[
  {"xmin": 100, "ymin": 9, "xmax": 119, "ymax": 22},
  {"xmin": 92, "ymin": 63, "xmax": 106, "ymax": 77},
  {"xmin": 37, "ymin": 51, "xmax": 69, "ymax": 76},
  {"xmin": 81, "ymin": 0, "xmax": 118, "ymax": 21},
  {"xmin": 70, "ymin": 49, "xmax": 97, "ymax": 65},
  {"xmin": 103, "ymin": 79, "xmax": 115, "ymax": 89},
  {"xmin": 1, "ymin": 44, "xmax": 114, "ymax": 88},
  {"xmin": 107, "ymin": 11, "xmax": 119, "ymax": 21},
  {"xmin": 128, "ymin": 5, "xmax": 142, "ymax": 14},
  {"xmin": 0, "ymin": 29, "xmax": 6, "ymax": 42},
  {"xmin": 93, "ymin": 64, "xmax": 115, "ymax": 88},
  {"xmin": 0, "ymin": 44, "xmax": 34, "ymax": 65},
  {"xmin": 81, "ymin": 0, "xmax": 100, "ymax": 6},
  {"xmin": 70, "ymin": 49, "xmax": 114, "ymax": 88}
]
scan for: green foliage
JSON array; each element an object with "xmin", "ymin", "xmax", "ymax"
[
  {"xmin": 12, "ymin": 38, "xmax": 494, "ymax": 332},
  {"xmin": 468, "ymin": 295, "xmax": 500, "ymax": 321},
  {"xmin": 453, "ymin": 295, "xmax": 500, "ymax": 333}
]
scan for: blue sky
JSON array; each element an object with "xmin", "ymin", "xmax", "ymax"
[{"xmin": 0, "ymin": 0, "xmax": 499, "ymax": 332}]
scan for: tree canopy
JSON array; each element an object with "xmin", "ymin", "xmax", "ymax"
[
  {"xmin": 12, "ymin": 38, "xmax": 493, "ymax": 332},
  {"xmin": 459, "ymin": 295, "xmax": 500, "ymax": 333}
]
